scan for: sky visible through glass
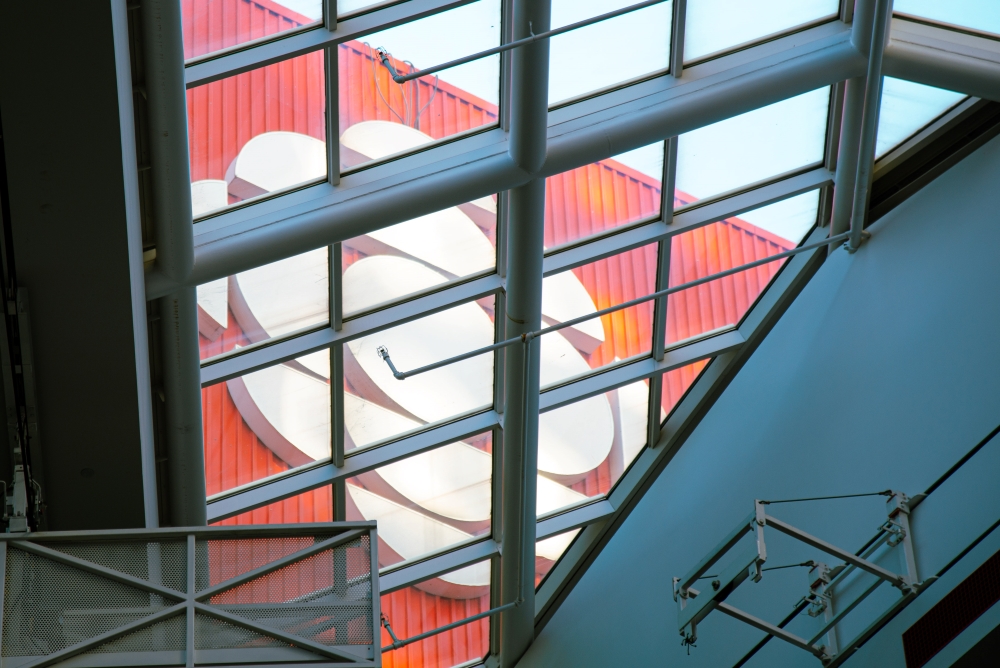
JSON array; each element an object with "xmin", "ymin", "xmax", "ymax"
[
  {"xmin": 894, "ymin": 0, "xmax": 1000, "ymax": 35},
  {"xmin": 684, "ymin": 0, "xmax": 838, "ymax": 62},
  {"xmin": 876, "ymin": 78, "xmax": 966, "ymax": 158}
]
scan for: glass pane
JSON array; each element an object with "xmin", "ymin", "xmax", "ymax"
[
  {"xmin": 203, "ymin": 350, "xmax": 332, "ymax": 495},
  {"xmin": 667, "ymin": 257, "xmax": 787, "ymax": 346},
  {"xmin": 731, "ymin": 190, "xmax": 820, "ymax": 247},
  {"xmin": 676, "ymin": 87, "xmax": 830, "ymax": 206},
  {"xmin": 344, "ymin": 297, "xmax": 495, "ymax": 451},
  {"xmin": 339, "ymin": 0, "xmax": 404, "ymax": 17},
  {"xmin": 535, "ymin": 529, "xmax": 580, "ymax": 588},
  {"xmin": 197, "ymin": 248, "xmax": 329, "ymax": 361},
  {"xmin": 381, "ymin": 562, "xmax": 491, "ymax": 668},
  {"xmin": 684, "ymin": 0, "xmax": 838, "ymax": 63},
  {"xmin": 549, "ymin": 0, "xmax": 672, "ymax": 105},
  {"xmin": 343, "ymin": 199, "xmax": 497, "ymax": 318},
  {"xmin": 540, "ymin": 243, "xmax": 657, "ymax": 388},
  {"xmin": 660, "ymin": 360, "xmax": 710, "ymax": 423},
  {"xmin": 211, "ymin": 486, "xmax": 333, "ymax": 525},
  {"xmin": 338, "ymin": 0, "xmax": 501, "ymax": 172},
  {"xmin": 346, "ymin": 433, "xmax": 492, "ymax": 569},
  {"xmin": 181, "ymin": 0, "xmax": 322, "ymax": 61},
  {"xmin": 537, "ymin": 380, "xmax": 649, "ymax": 518},
  {"xmin": 876, "ymin": 78, "xmax": 966, "ymax": 158},
  {"xmin": 894, "ymin": 0, "xmax": 1000, "ymax": 36},
  {"xmin": 544, "ymin": 143, "xmax": 663, "ymax": 249},
  {"xmin": 188, "ymin": 52, "xmax": 327, "ymax": 216}
]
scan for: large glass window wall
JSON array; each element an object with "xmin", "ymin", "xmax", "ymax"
[{"xmin": 176, "ymin": 2, "xmax": 978, "ymax": 663}]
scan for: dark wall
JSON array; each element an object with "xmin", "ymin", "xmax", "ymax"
[{"xmin": 0, "ymin": 1, "xmax": 147, "ymax": 529}]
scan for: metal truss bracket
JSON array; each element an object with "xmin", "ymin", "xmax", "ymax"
[{"xmin": 673, "ymin": 491, "xmax": 934, "ymax": 667}]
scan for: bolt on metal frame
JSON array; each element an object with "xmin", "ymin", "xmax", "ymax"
[{"xmin": 130, "ymin": 0, "xmax": 1000, "ymax": 664}]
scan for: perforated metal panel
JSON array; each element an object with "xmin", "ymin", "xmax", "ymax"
[{"xmin": 0, "ymin": 523, "xmax": 379, "ymax": 667}]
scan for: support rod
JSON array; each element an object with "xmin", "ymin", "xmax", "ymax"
[
  {"xmin": 499, "ymin": 180, "xmax": 547, "ymax": 667},
  {"xmin": 139, "ymin": 0, "xmax": 194, "ymax": 281},
  {"xmin": 499, "ymin": 1, "xmax": 550, "ymax": 660},
  {"xmin": 140, "ymin": 0, "xmax": 207, "ymax": 526},
  {"xmin": 159, "ymin": 288, "xmax": 207, "ymax": 526},
  {"xmin": 765, "ymin": 515, "xmax": 908, "ymax": 590},
  {"xmin": 847, "ymin": 0, "xmax": 892, "ymax": 252},
  {"xmin": 830, "ymin": 76, "xmax": 866, "ymax": 240}
]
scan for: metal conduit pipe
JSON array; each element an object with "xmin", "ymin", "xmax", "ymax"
[
  {"xmin": 158, "ymin": 288, "xmax": 208, "ymax": 526},
  {"xmin": 851, "ymin": 0, "xmax": 879, "ymax": 58},
  {"xmin": 139, "ymin": 0, "xmax": 195, "ymax": 281},
  {"xmin": 140, "ymin": 0, "xmax": 207, "ymax": 525},
  {"xmin": 848, "ymin": 0, "xmax": 893, "ymax": 253},
  {"xmin": 500, "ymin": 1, "xmax": 550, "ymax": 665},
  {"xmin": 500, "ymin": 179, "xmax": 546, "ymax": 667},
  {"xmin": 830, "ymin": 76, "xmax": 866, "ymax": 240}
]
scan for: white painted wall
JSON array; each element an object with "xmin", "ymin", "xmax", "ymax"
[{"xmin": 518, "ymin": 134, "xmax": 1000, "ymax": 668}]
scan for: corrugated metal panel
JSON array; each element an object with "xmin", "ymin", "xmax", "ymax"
[
  {"xmin": 381, "ymin": 589, "xmax": 490, "ymax": 668},
  {"xmin": 181, "ymin": 0, "xmax": 318, "ymax": 61},
  {"xmin": 187, "ymin": 49, "xmax": 326, "ymax": 185}
]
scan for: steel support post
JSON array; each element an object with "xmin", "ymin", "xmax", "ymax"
[
  {"xmin": 140, "ymin": 0, "xmax": 207, "ymax": 525},
  {"xmin": 499, "ymin": 179, "xmax": 545, "ymax": 667},
  {"xmin": 139, "ymin": 0, "xmax": 195, "ymax": 282},
  {"xmin": 847, "ymin": 0, "xmax": 893, "ymax": 252},
  {"xmin": 159, "ymin": 288, "xmax": 208, "ymax": 526},
  {"xmin": 830, "ymin": 76, "xmax": 866, "ymax": 240},
  {"xmin": 499, "ymin": 3, "xmax": 550, "ymax": 663}
]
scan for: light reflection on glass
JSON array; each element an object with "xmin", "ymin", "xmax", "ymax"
[
  {"xmin": 381, "ymin": 562, "xmax": 491, "ymax": 668},
  {"xmin": 338, "ymin": 0, "xmax": 501, "ymax": 172},
  {"xmin": 343, "ymin": 199, "xmax": 497, "ymax": 318},
  {"xmin": 684, "ymin": 0, "xmax": 838, "ymax": 63},
  {"xmin": 202, "ymin": 350, "xmax": 332, "ymax": 495},
  {"xmin": 536, "ymin": 529, "xmax": 581, "ymax": 587},
  {"xmin": 544, "ymin": 143, "xmax": 664, "ymax": 249},
  {"xmin": 536, "ymin": 380, "xmax": 650, "ymax": 518},
  {"xmin": 181, "ymin": 0, "xmax": 322, "ymax": 61},
  {"xmin": 894, "ymin": 0, "xmax": 1000, "ymax": 36},
  {"xmin": 549, "ymin": 0, "xmax": 672, "ymax": 105},
  {"xmin": 197, "ymin": 248, "xmax": 329, "ymax": 361},
  {"xmin": 346, "ymin": 434, "xmax": 492, "ymax": 570},
  {"xmin": 676, "ymin": 88, "xmax": 830, "ymax": 205},
  {"xmin": 344, "ymin": 298, "xmax": 495, "ymax": 452},
  {"xmin": 188, "ymin": 52, "xmax": 327, "ymax": 216},
  {"xmin": 876, "ymin": 78, "xmax": 966, "ymax": 158}
]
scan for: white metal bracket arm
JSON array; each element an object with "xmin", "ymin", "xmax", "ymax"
[{"xmin": 673, "ymin": 491, "xmax": 934, "ymax": 668}]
